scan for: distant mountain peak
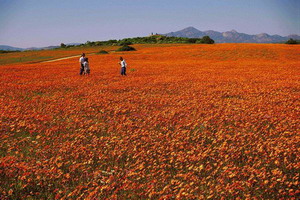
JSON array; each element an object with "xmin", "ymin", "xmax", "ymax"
[
  {"xmin": 165, "ymin": 26, "xmax": 204, "ymax": 38},
  {"xmin": 257, "ymin": 33, "xmax": 269, "ymax": 37},
  {"xmin": 230, "ymin": 29, "xmax": 238, "ymax": 33},
  {"xmin": 182, "ymin": 26, "xmax": 199, "ymax": 31},
  {"xmin": 179, "ymin": 26, "xmax": 201, "ymax": 33}
]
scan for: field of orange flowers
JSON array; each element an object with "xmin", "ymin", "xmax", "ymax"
[
  {"xmin": 0, "ymin": 46, "xmax": 118, "ymax": 65},
  {"xmin": 0, "ymin": 43, "xmax": 299, "ymax": 199}
]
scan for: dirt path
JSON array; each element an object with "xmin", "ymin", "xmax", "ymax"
[{"xmin": 40, "ymin": 53, "xmax": 96, "ymax": 63}]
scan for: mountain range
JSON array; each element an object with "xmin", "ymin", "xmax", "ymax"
[{"xmin": 164, "ymin": 27, "xmax": 300, "ymax": 43}]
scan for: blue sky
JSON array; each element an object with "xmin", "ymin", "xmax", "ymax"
[{"xmin": 0, "ymin": 0, "xmax": 299, "ymax": 48}]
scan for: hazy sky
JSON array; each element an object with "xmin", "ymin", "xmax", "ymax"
[{"xmin": 0, "ymin": 0, "xmax": 299, "ymax": 48}]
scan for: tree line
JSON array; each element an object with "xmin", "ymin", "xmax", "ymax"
[{"xmin": 60, "ymin": 35, "xmax": 215, "ymax": 48}]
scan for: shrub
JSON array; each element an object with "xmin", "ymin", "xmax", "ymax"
[
  {"xmin": 98, "ymin": 50, "xmax": 109, "ymax": 54},
  {"xmin": 201, "ymin": 36, "xmax": 215, "ymax": 44},
  {"xmin": 85, "ymin": 41, "xmax": 97, "ymax": 46},
  {"xmin": 107, "ymin": 40, "xmax": 118, "ymax": 46},
  {"xmin": 118, "ymin": 38, "xmax": 133, "ymax": 46},
  {"xmin": 117, "ymin": 45, "xmax": 136, "ymax": 51},
  {"xmin": 285, "ymin": 38, "xmax": 298, "ymax": 44},
  {"xmin": 187, "ymin": 38, "xmax": 198, "ymax": 43},
  {"xmin": 118, "ymin": 41, "xmax": 133, "ymax": 46}
]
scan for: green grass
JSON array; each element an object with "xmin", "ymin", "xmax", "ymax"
[{"xmin": 0, "ymin": 55, "xmax": 54, "ymax": 65}]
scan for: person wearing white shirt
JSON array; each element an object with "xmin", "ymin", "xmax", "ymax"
[
  {"xmin": 79, "ymin": 53, "xmax": 85, "ymax": 75},
  {"xmin": 83, "ymin": 58, "xmax": 90, "ymax": 75},
  {"xmin": 119, "ymin": 57, "xmax": 127, "ymax": 76}
]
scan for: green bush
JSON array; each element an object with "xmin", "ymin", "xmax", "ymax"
[
  {"xmin": 85, "ymin": 41, "xmax": 97, "ymax": 46},
  {"xmin": 97, "ymin": 50, "xmax": 109, "ymax": 54},
  {"xmin": 200, "ymin": 36, "xmax": 215, "ymax": 44},
  {"xmin": 187, "ymin": 38, "xmax": 199, "ymax": 43},
  {"xmin": 119, "ymin": 41, "xmax": 133, "ymax": 46},
  {"xmin": 117, "ymin": 45, "xmax": 136, "ymax": 51},
  {"xmin": 118, "ymin": 39, "xmax": 133, "ymax": 46},
  {"xmin": 285, "ymin": 38, "xmax": 298, "ymax": 44}
]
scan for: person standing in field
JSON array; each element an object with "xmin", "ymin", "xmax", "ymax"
[
  {"xmin": 119, "ymin": 57, "xmax": 127, "ymax": 76},
  {"xmin": 79, "ymin": 53, "xmax": 85, "ymax": 75},
  {"xmin": 83, "ymin": 57, "xmax": 90, "ymax": 75}
]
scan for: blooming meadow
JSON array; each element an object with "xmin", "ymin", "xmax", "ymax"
[{"xmin": 0, "ymin": 44, "xmax": 299, "ymax": 199}]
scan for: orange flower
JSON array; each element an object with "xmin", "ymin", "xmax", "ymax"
[{"xmin": 0, "ymin": 43, "xmax": 299, "ymax": 199}]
